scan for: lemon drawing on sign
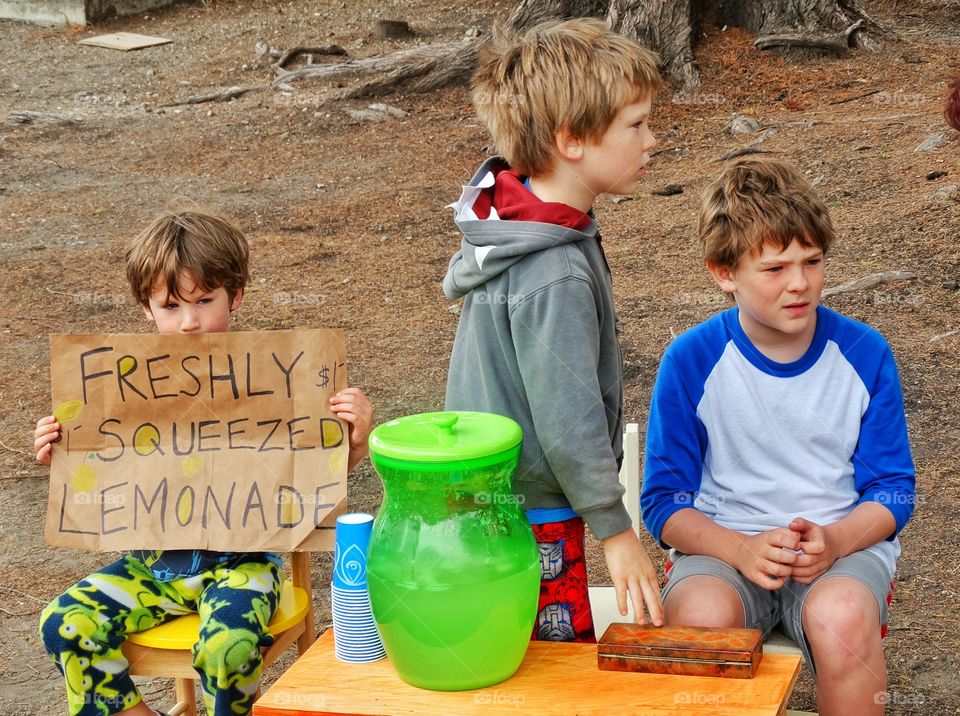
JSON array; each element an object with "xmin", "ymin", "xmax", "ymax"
[
  {"xmin": 133, "ymin": 424, "xmax": 161, "ymax": 456},
  {"xmin": 71, "ymin": 464, "xmax": 97, "ymax": 493},
  {"xmin": 118, "ymin": 356, "xmax": 136, "ymax": 378},
  {"xmin": 280, "ymin": 491, "xmax": 298, "ymax": 526},
  {"xmin": 322, "ymin": 419, "xmax": 344, "ymax": 446},
  {"xmin": 177, "ymin": 489, "xmax": 194, "ymax": 525},
  {"xmin": 53, "ymin": 400, "xmax": 83, "ymax": 425},
  {"xmin": 182, "ymin": 456, "xmax": 204, "ymax": 478},
  {"xmin": 328, "ymin": 450, "xmax": 345, "ymax": 473}
]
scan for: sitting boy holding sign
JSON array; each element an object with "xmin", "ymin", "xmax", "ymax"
[{"xmin": 34, "ymin": 208, "xmax": 372, "ymax": 716}]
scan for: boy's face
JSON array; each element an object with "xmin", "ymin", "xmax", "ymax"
[
  {"xmin": 708, "ymin": 239, "xmax": 825, "ymax": 354},
  {"xmin": 576, "ymin": 94, "xmax": 656, "ymax": 200},
  {"xmin": 142, "ymin": 272, "xmax": 242, "ymax": 335}
]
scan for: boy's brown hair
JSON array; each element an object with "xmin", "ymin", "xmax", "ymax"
[
  {"xmin": 125, "ymin": 207, "xmax": 250, "ymax": 306},
  {"xmin": 699, "ymin": 156, "xmax": 835, "ymax": 268},
  {"xmin": 472, "ymin": 18, "xmax": 663, "ymax": 176}
]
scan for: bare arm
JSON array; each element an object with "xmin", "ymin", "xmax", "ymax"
[{"xmin": 662, "ymin": 509, "xmax": 801, "ymax": 590}]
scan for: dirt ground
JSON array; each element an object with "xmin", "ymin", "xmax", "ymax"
[{"xmin": 1, "ymin": 0, "xmax": 958, "ymax": 713}]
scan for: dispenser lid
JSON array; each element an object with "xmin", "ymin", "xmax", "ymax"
[{"xmin": 368, "ymin": 411, "xmax": 522, "ymax": 463}]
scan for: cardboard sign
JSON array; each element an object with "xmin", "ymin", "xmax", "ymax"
[{"xmin": 45, "ymin": 329, "xmax": 348, "ymax": 553}]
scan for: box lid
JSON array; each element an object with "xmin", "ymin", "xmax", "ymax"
[{"xmin": 598, "ymin": 624, "xmax": 762, "ymax": 664}]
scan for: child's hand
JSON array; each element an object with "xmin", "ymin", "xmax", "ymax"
[
  {"xmin": 788, "ymin": 517, "xmax": 838, "ymax": 584},
  {"xmin": 329, "ymin": 388, "xmax": 373, "ymax": 470},
  {"xmin": 34, "ymin": 416, "xmax": 60, "ymax": 467},
  {"xmin": 601, "ymin": 528, "xmax": 664, "ymax": 626},
  {"xmin": 732, "ymin": 528, "xmax": 801, "ymax": 590}
]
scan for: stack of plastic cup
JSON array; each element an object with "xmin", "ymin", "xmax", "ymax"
[{"xmin": 331, "ymin": 512, "xmax": 386, "ymax": 663}]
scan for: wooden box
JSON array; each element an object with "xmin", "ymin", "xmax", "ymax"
[{"xmin": 597, "ymin": 623, "xmax": 763, "ymax": 679}]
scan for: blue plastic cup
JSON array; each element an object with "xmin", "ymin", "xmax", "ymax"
[{"xmin": 333, "ymin": 513, "xmax": 375, "ymax": 590}]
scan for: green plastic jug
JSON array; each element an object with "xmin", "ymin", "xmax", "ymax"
[{"xmin": 366, "ymin": 411, "xmax": 539, "ymax": 690}]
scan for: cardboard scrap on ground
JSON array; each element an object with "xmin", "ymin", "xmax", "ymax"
[
  {"xmin": 45, "ymin": 329, "xmax": 349, "ymax": 553},
  {"xmin": 78, "ymin": 32, "xmax": 172, "ymax": 51}
]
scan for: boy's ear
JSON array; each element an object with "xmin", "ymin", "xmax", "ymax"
[
  {"xmin": 141, "ymin": 304, "xmax": 156, "ymax": 323},
  {"xmin": 706, "ymin": 261, "xmax": 737, "ymax": 294},
  {"xmin": 554, "ymin": 127, "xmax": 584, "ymax": 161},
  {"xmin": 230, "ymin": 287, "xmax": 244, "ymax": 311}
]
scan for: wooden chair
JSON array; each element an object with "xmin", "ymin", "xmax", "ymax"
[
  {"xmin": 120, "ymin": 552, "xmax": 315, "ymax": 716},
  {"xmin": 587, "ymin": 423, "xmax": 814, "ymax": 715}
]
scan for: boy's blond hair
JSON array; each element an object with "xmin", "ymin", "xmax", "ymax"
[
  {"xmin": 125, "ymin": 207, "xmax": 250, "ymax": 306},
  {"xmin": 473, "ymin": 18, "xmax": 663, "ymax": 176},
  {"xmin": 699, "ymin": 156, "xmax": 835, "ymax": 268}
]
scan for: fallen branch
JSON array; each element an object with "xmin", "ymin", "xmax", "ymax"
[
  {"xmin": 931, "ymin": 329, "xmax": 958, "ymax": 342},
  {"xmin": 272, "ymin": 45, "xmax": 347, "ymax": 74},
  {"xmin": 160, "ymin": 84, "xmax": 267, "ymax": 108},
  {"xmin": 272, "ymin": 40, "xmax": 477, "ymax": 101},
  {"xmin": 821, "ymin": 270, "xmax": 917, "ymax": 298},
  {"xmin": 0, "ymin": 440, "xmax": 26, "ymax": 455},
  {"xmin": 6, "ymin": 110, "xmax": 79, "ymax": 127},
  {"xmin": 829, "ymin": 88, "xmax": 882, "ymax": 105},
  {"xmin": 755, "ymin": 19, "xmax": 864, "ymax": 54}
]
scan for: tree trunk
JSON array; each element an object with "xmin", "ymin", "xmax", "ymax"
[
  {"xmin": 507, "ymin": 0, "xmax": 608, "ymax": 30},
  {"xmin": 273, "ymin": 0, "xmax": 881, "ymax": 101},
  {"xmin": 608, "ymin": 0, "xmax": 700, "ymax": 91},
  {"xmin": 608, "ymin": 0, "xmax": 881, "ymax": 94}
]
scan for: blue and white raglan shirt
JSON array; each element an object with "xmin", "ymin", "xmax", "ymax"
[{"xmin": 641, "ymin": 306, "xmax": 915, "ymax": 577}]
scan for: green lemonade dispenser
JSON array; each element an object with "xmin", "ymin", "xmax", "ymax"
[{"xmin": 366, "ymin": 411, "xmax": 540, "ymax": 690}]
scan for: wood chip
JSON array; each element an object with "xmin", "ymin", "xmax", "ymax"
[{"xmin": 78, "ymin": 32, "xmax": 172, "ymax": 51}]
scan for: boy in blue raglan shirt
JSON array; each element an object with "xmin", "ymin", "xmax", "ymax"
[{"xmin": 641, "ymin": 157, "xmax": 915, "ymax": 716}]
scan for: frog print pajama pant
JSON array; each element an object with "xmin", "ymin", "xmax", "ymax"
[{"xmin": 39, "ymin": 553, "xmax": 281, "ymax": 716}]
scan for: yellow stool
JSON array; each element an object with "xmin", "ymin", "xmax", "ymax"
[{"xmin": 121, "ymin": 554, "xmax": 315, "ymax": 716}]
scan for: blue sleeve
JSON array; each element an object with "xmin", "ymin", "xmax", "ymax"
[
  {"xmin": 849, "ymin": 340, "xmax": 916, "ymax": 537},
  {"xmin": 640, "ymin": 348, "xmax": 710, "ymax": 548}
]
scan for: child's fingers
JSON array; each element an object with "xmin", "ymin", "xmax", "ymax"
[
  {"xmin": 36, "ymin": 443, "xmax": 52, "ymax": 466},
  {"xmin": 36, "ymin": 415, "xmax": 56, "ymax": 428},
  {"xmin": 614, "ymin": 580, "xmax": 628, "ymax": 617},
  {"xmin": 637, "ymin": 578, "xmax": 663, "ymax": 627},
  {"xmin": 35, "ymin": 420, "xmax": 60, "ymax": 437},
  {"xmin": 34, "ymin": 428, "xmax": 60, "ymax": 451},
  {"xmin": 333, "ymin": 409, "xmax": 359, "ymax": 424}
]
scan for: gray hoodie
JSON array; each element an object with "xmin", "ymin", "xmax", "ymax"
[{"xmin": 443, "ymin": 158, "xmax": 629, "ymax": 540}]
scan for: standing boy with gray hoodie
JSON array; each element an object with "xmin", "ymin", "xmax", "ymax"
[{"xmin": 443, "ymin": 18, "xmax": 664, "ymax": 642}]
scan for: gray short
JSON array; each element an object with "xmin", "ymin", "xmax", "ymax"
[{"xmin": 661, "ymin": 550, "xmax": 893, "ymax": 673}]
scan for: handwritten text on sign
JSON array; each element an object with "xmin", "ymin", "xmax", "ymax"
[{"xmin": 45, "ymin": 329, "xmax": 347, "ymax": 552}]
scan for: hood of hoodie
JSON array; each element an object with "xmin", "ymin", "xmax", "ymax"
[{"xmin": 443, "ymin": 157, "xmax": 598, "ymax": 299}]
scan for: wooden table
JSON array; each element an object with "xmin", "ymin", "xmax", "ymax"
[{"xmin": 253, "ymin": 630, "xmax": 801, "ymax": 715}]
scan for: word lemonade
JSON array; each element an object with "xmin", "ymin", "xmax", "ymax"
[{"xmin": 45, "ymin": 329, "xmax": 349, "ymax": 553}]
